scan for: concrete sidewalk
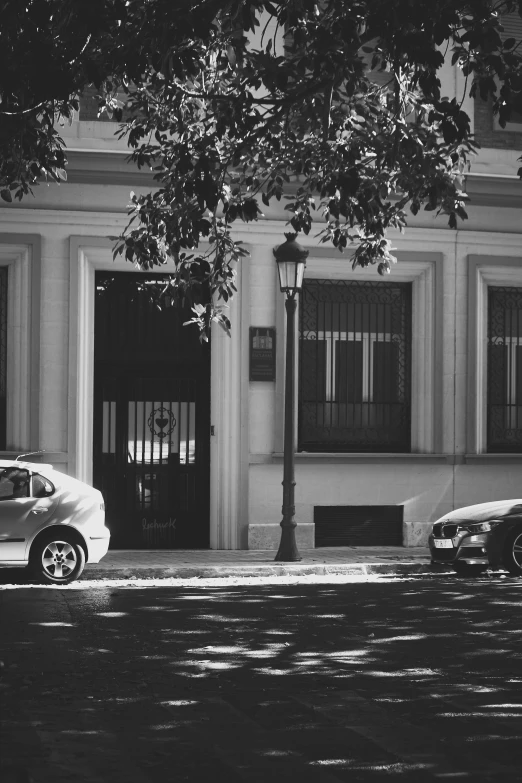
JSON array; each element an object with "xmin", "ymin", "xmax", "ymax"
[{"xmin": 83, "ymin": 546, "xmax": 435, "ymax": 580}]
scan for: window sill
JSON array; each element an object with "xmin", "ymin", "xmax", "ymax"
[
  {"xmin": 465, "ymin": 453, "xmax": 522, "ymax": 464},
  {"xmin": 250, "ymin": 452, "xmax": 454, "ymax": 465},
  {"xmin": 252, "ymin": 452, "xmax": 522, "ymax": 466}
]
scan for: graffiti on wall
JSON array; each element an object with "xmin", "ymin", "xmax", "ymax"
[{"xmin": 141, "ymin": 517, "xmax": 177, "ymax": 547}]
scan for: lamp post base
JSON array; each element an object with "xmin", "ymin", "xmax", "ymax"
[{"xmin": 274, "ymin": 526, "xmax": 302, "ymax": 562}]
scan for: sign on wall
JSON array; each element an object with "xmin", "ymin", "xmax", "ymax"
[{"xmin": 249, "ymin": 327, "xmax": 276, "ymax": 382}]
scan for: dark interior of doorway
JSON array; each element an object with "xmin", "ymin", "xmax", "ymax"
[{"xmin": 93, "ymin": 272, "xmax": 211, "ymax": 549}]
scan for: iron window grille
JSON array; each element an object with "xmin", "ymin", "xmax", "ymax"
[
  {"xmin": 0, "ymin": 266, "xmax": 6, "ymax": 449},
  {"xmin": 487, "ymin": 286, "xmax": 522, "ymax": 452},
  {"xmin": 500, "ymin": 13, "xmax": 522, "ymax": 124},
  {"xmin": 299, "ymin": 279, "xmax": 412, "ymax": 453}
]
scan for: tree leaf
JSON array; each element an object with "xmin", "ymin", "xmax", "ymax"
[{"xmin": 0, "ymin": 0, "xmax": 520, "ymax": 335}]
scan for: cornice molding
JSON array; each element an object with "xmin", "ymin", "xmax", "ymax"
[
  {"xmin": 465, "ymin": 172, "xmax": 522, "ymax": 208},
  {"xmin": 66, "ymin": 150, "xmax": 156, "ymax": 187},
  {"xmin": 64, "ymin": 149, "xmax": 522, "ymax": 209}
]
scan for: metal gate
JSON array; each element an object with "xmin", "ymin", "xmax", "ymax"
[{"xmin": 93, "ymin": 273, "xmax": 210, "ymax": 549}]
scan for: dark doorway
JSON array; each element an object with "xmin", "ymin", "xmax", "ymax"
[{"xmin": 93, "ymin": 273, "xmax": 210, "ymax": 549}]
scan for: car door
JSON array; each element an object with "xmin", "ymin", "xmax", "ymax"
[{"xmin": 0, "ymin": 468, "xmax": 57, "ymax": 561}]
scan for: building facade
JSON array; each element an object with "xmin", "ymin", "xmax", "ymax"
[{"xmin": 0, "ymin": 51, "xmax": 522, "ymax": 551}]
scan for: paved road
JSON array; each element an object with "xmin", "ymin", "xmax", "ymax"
[{"xmin": 1, "ymin": 573, "xmax": 521, "ymax": 782}]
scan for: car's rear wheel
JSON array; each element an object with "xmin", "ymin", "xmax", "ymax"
[
  {"xmin": 502, "ymin": 526, "xmax": 522, "ymax": 576},
  {"xmin": 30, "ymin": 534, "xmax": 86, "ymax": 585},
  {"xmin": 453, "ymin": 562, "xmax": 488, "ymax": 577}
]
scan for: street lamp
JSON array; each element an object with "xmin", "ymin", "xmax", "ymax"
[{"xmin": 273, "ymin": 232, "xmax": 309, "ymax": 562}]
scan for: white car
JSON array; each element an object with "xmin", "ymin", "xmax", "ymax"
[{"xmin": 0, "ymin": 459, "xmax": 110, "ymax": 584}]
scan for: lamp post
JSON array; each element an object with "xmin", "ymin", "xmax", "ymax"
[{"xmin": 273, "ymin": 233, "xmax": 309, "ymax": 562}]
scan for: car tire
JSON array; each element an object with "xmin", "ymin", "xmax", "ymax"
[
  {"xmin": 29, "ymin": 534, "xmax": 86, "ymax": 585},
  {"xmin": 502, "ymin": 525, "xmax": 522, "ymax": 576},
  {"xmin": 453, "ymin": 562, "xmax": 488, "ymax": 577}
]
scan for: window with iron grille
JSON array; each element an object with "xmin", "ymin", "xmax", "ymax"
[
  {"xmin": 487, "ymin": 286, "xmax": 522, "ymax": 452},
  {"xmin": 0, "ymin": 266, "xmax": 6, "ymax": 449},
  {"xmin": 500, "ymin": 13, "xmax": 522, "ymax": 124},
  {"xmin": 299, "ymin": 279, "xmax": 412, "ymax": 452}
]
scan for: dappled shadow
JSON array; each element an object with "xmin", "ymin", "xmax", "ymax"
[{"xmin": 1, "ymin": 574, "xmax": 522, "ymax": 781}]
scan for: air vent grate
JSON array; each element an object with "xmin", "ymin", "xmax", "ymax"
[{"xmin": 314, "ymin": 505, "xmax": 403, "ymax": 547}]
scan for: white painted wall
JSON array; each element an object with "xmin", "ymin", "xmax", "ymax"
[
  {"xmin": 0, "ymin": 72, "xmax": 521, "ymax": 549},
  {"xmin": 249, "ymin": 461, "xmax": 457, "ymax": 545},
  {"xmin": 242, "ymin": 223, "xmax": 522, "ymax": 548},
  {"xmin": 0, "ymin": 207, "xmax": 129, "ymax": 469}
]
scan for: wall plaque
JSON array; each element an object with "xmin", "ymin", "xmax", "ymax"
[{"xmin": 249, "ymin": 327, "xmax": 276, "ymax": 381}]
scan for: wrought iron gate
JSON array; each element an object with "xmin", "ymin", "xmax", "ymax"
[{"xmin": 93, "ymin": 273, "xmax": 210, "ymax": 548}]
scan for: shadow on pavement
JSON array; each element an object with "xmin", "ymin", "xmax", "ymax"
[
  {"xmin": 2, "ymin": 575, "xmax": 522, "ymax": 781},
  {"xmin": 0, "ymin": 566, "xmax": 32, "ymax": 585}
]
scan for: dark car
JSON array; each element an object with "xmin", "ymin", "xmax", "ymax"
[{"xmin": 429, "ymin": 499, "xmax": 522, "ymax": 576}]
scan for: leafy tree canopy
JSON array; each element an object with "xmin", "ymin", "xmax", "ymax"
[{"xmin": 1, "ymin": 0, "xmax": 522, "ymax": 334}]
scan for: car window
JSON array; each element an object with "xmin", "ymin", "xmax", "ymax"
[
  {"xmin": 32, "ymin": 473, "xmax": 54, "ymax": 498},
  {"xmin": 0, "ymin": 468, "xmax": 30, "ymax": 499}
]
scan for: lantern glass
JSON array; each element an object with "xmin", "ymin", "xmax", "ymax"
[{"xmin": 276, "ymin": 259, "xmax": 306, "ymax": 294}]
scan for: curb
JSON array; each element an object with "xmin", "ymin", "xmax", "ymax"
[{"xmin": 82, "ymin": 560, "xmax": 437, "ymax": 581}]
